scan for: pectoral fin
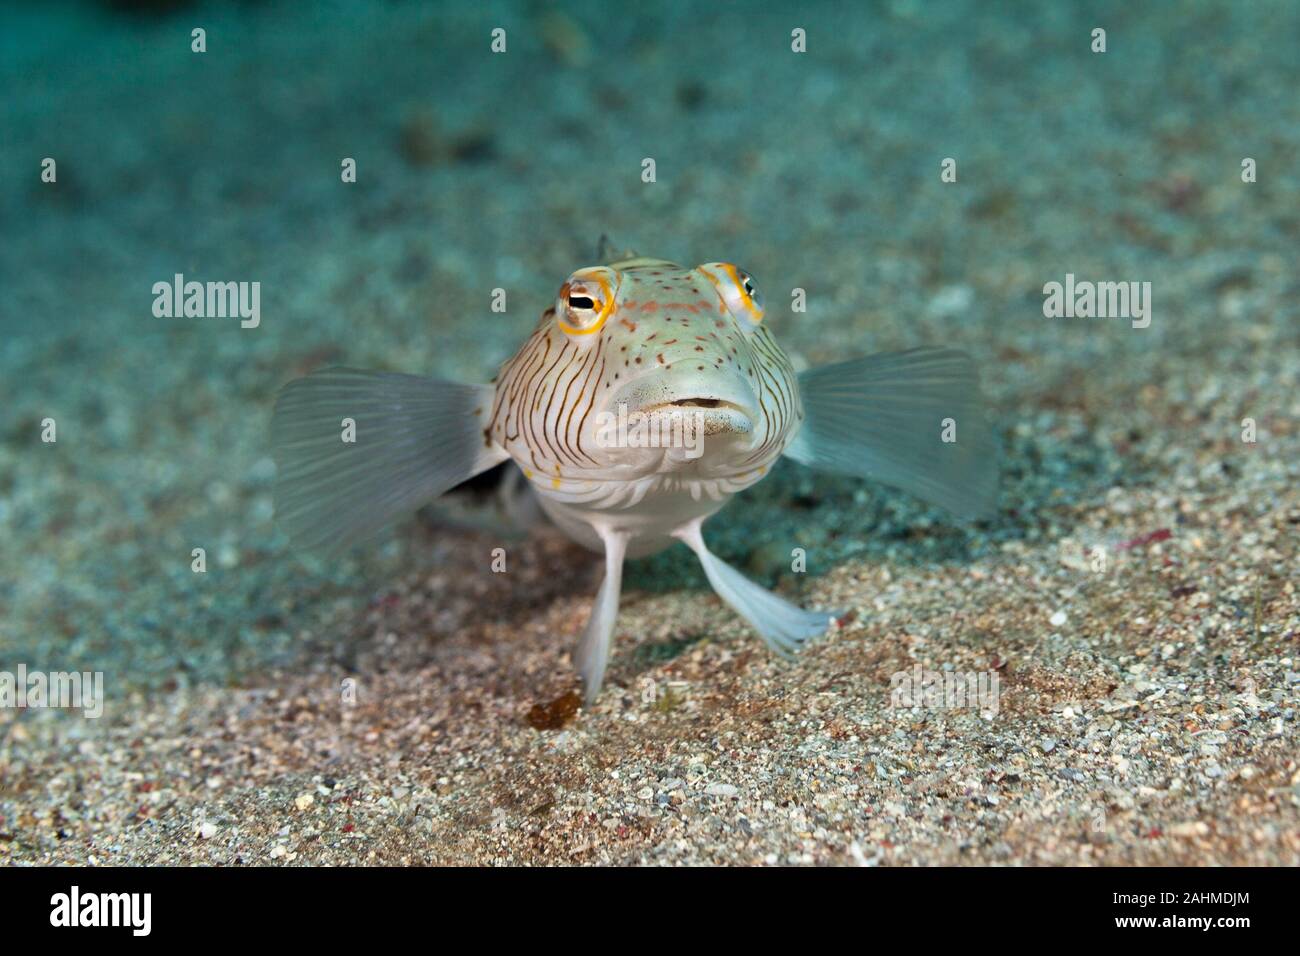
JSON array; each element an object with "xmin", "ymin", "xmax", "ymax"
[
  {"xmin": 271, "ymin": 367, "xmax": 506, "ymax": 554},
  {"xmin": 783, "ymin": 348, "xmax": 998, "ymax": 519}
]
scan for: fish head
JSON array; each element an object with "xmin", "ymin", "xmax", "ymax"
[{"xmin": 489, "ymin": 258, "xmax": 803, "ymax": 484}]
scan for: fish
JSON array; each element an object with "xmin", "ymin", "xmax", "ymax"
[{"xmin": 272, "ymin": 254, "xmax": 998, "ymax": 703}]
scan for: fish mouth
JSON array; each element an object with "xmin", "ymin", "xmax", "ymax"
[
  {"xmin": 645, "ymin": 397, "xmax": 744, "ymax": 413},
  {"xmin": 605, "ymin": 377, "xmax": 761, "ymax": 448}
]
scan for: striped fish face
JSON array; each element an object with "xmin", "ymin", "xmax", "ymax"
[{"xmin": 486, "ymin": 259, "xmax": 803, "ymax": 493}]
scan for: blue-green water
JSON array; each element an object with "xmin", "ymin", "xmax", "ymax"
[{"xmin": 2, "ymin": 0, "xmax": 1296, "ymax": 688}]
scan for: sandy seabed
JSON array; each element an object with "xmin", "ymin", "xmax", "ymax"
[{"xmin": 1, "ymin": 0, "xmax": 1297, "ymax": 865}]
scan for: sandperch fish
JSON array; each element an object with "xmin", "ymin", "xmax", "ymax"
[{"xmin": 272, "ymin": 254, "xmax": 998, "ymax": 702}]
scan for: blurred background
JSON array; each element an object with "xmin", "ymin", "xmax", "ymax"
[{"xmin": 1, "ymin": 1, "xmax": 1296, "ymax": 730}]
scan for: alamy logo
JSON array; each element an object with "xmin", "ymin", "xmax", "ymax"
[
  {"xmin": 1042, "ymin": 273, "xmax": 1151, "ymax": 329},
  {"xmin": 0, "ymin": 664, "xmax": 103, "ymax": 718},
  {"xmin": 594, "ymin": 403, "xmax": 705, "ymax": 459},
  {"xmin": 152, "ymin": 273, "xmax": 261, "ymax": 328},
  {"xmin": 888, "ymin": 664, "xmax": 1000, "ymax": 716},
  {"xmin": 50, "ymin": 886, "xmax": 151, "ymax": 936}
]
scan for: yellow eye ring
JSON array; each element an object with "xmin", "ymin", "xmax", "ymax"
[
  {"xmin": 700, "ymin": 262, "xmax": 764, "ymax": 324},
  {"xmin": 557, "ymin": 269, "xmax": 617, "ymax": 336}
]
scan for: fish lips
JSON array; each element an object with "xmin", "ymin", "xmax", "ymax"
[{"xmin": 606, "ymin": 380, "xmax": 759, "ymax": 438}]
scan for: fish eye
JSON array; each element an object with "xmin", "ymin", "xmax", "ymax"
[
  {"xmin": 699, "ymin": 262, "xmax": 765, "ymax": 327},
  {"xmin": 738, "ymin": 272, "xmax": 764, "ymax": 312},
  {"xmin": 556, "ymin": 267, "xmax": 617, "ymax": 337}
]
